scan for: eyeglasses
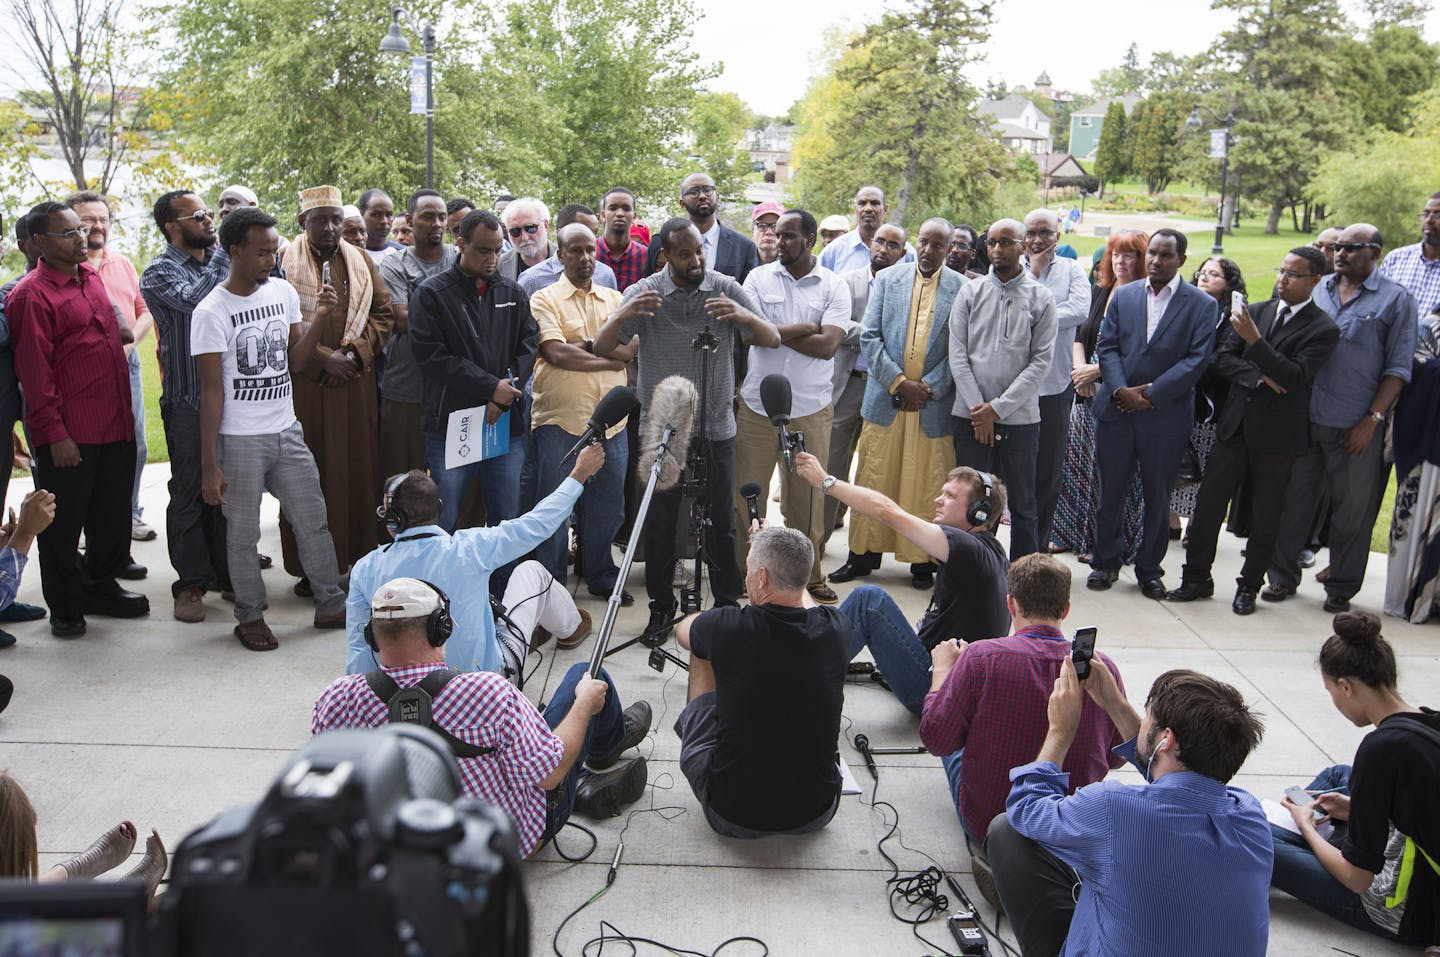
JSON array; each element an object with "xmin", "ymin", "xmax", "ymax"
[
  {"xmin": 172, "ymin": 209, "xmax": 214, "ymax": 224},
  {"xmin": 985, "ymin": 237, "xmax": 1021, "ymax": 249},
  {"xmin": 682, "ymin": 186, "xmax": 717, "ymax": 198},
  {"xmin": 44, "ymin": 227, "xmax": 91, "ymax": 240},
  {"xmin": 1275, "ymin": 268, "xmax": 1319, "ymax": 280},
  {"xmin": 1023, "ymin": 230, "xmax": 1055, "ymax": 240},
  {"xmin": 1333, "ymin": 242, "xmax": 1379, "ymax": 253},
  {"xmin": 507, "ymin": 223, "xmax": 541, "ymax": 238},
  {"xmin": 873, "ymin": 240, "xmax": 905, "ymax": 252},
  {"xmin": 950, "ymin": 241, "xmax": 972, "ymax": 251},
  {"xmin": 753, "ymin": 221, "xmax": 778, "ymax": 234}
]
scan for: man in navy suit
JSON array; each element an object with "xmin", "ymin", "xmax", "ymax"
[
  {"xmin": 645, "ymin": 173, "xmax": 760, "ymax": 285},
  {"xmin": 1088, "ymin": 229, "xmax": 1216, "ymax": 597}
]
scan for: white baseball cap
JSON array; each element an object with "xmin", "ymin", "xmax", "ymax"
[{"xmin": 371, "ymin": 578, "xmax": 442, "ymax": 619}]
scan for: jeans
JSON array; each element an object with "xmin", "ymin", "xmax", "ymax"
[
  {"xmin": 953, "ymin": 418, "xmax": 1041, "ymax": 559},
  {"xmin": 839, "ymin": 584, "xmax": 931, "ymax": 715},
  {"xmin": 942, "ymin": 751, "xmax": 975, "ymax": 841},
  {"xmin": 128, "ymin": 349, "xmax": 148, "ymax": 522},
  {"xmin": 531, "ymin": 424, "xmax": 626, "ymax": 592},
  {"xmin": 538, "ymin": 663, "xmax": 626, "ymax": 848},
  {"xmin": 424, "ymin": 432, "xmax": 526, "ymax": 595},
  {"xmin": 161, "ymin": 403, "xmax": 229, "ymax": 596}
]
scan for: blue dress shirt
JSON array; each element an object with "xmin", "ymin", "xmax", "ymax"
[
  {"xmin": 1310, "ymin": 270, "xmax": 1417, "ymax": 429},
  {"xmin": 516, "ymin": 254, "xmax": 617, "ymax": 298},
  {"xmin": 1005, "ymin": 738, "xmax": 1272, "ymax": 956},
  {"xmin": 0, "ymin": 547, "xmax": 27, "ymax": 612},
  {"xmin": 344, "ymin": 477, "xmax": 583, "ymax": 675}
]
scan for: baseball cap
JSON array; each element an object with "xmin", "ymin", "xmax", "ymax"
[
  {"xmin": 371, "ymin": 578, "xmax": 442, "ymax": 619},
  {"xmin": 820, "ymin": 214, "xmax": 851, "ymax": 232},
  {"xmin": 751, "ymin": 201, "xmax": 785, "ymax": 223}
]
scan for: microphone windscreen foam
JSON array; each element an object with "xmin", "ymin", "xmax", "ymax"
[{"xmin": 638, "ymin": 376, "xmax": 696, "ymax": 491}]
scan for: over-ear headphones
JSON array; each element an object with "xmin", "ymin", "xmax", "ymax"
[
  {"xmin": 377, "ymin": 473, "xmax": 412, "ymax": 535},
  {"xmin": 966, "ymin": 470, "xmax": 995, "ymax": 528},
  {"xmin": 364, "ymin": 579, "xmax": 454, "ymax": 652}
]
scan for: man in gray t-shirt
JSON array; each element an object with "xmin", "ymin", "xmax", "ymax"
[
  {"xmin": 594, "ymin": 217, "xmax": 779, "ymax": 633},
  {"xmin": 378, "ymin": 190, "xmax": 457, "ymax": 477}
]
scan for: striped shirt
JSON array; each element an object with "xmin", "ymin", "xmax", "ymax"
[
  {"xmin": 312, "ymin": 662, "xmax": 564, "ymax": 857},
  {"xmin": 139, "ymin": 244, "xmax": 231, "ymax": 410},
  {"xmin": 9, "ymin": 260, "xmax": 133, "ymax": 446},
  {"xmin": 1378, "ymin": 242, "xmax": 1440, "ymax": 316}
]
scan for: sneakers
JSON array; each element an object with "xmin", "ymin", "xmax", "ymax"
[
  {"xmin": 588, "ymin": 701, "xmax": 653, "ymax": 771},
  {"xmin": 574, "ymin": 756, "xmax": 648, "ymax": 818},
  {"xmin": 131, "ymin": 518, "xmax": 157, "ymax": 542},
  {"xmin": 173, "ymin": 586, "xmax": 206, "ymax": 623}
]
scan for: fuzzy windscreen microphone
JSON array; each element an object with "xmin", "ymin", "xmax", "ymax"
[{"xmin": 638, "ymin": 375, "xmax": 697, "ymax": 491}]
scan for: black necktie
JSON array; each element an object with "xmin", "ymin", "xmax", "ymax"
[{"xmin": 1270, "ymin": 304, "xmax": 1290, "ymax": 341}]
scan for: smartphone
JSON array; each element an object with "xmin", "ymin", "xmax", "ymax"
[
  {"xmin": 321, "ymin": 262, "xmax": 331, "ymax": 287},
  {"xmin": 1231, "ymin": 290, "xmax": 1245, "ymax": 316},
  {"xmin": 1284, "ymin": 785, "xmax": 1326, "ymax": 820},
  {"xmin": 1071, "ymin": 627, "xmax": 1097, "ymax": 680}
]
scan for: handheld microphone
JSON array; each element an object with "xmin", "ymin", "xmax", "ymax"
[
  {"xmin": 853, "ymin": 732, "xmax": 879, "ymax": 781},
  {"xmin": 564, "ymin": 386, "xmax": 639, "ymax": 460},
  {"xmin": 638, "ymin": 376, "xmax": 697, "ymax": 491},
  {"xmin": 760, "ymin": 374, "xmax": 805, "ymax": 471},
  {"xmin": 740, "ymin": 481, "xmax": 762, "ymax": 529}
]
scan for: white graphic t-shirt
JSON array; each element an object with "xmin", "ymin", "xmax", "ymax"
[{"xmin": 191, "ymin": 279, "xmax": 302, "ymax": 435}]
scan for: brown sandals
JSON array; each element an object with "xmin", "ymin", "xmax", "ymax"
[{"xmin": 234, "ymin": 620, "xmax": 278, "ymax": 652}]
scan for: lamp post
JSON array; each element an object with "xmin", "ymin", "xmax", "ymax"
[
  {"xmin": 1186, "ymin": 104, "xmax": 1236, "ymax": 255},
  {"xmin": 379, "ymin": 6, "xmax": 436, "ymax": 190}
]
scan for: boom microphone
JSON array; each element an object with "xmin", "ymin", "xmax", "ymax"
[
  {"xmin": 759, "ymin": 373, "xmax": 792, "ymax": 426},
  {"xmin": 638, "ymin": 375, "xmax": 697, "ymax": 491},
  {"xmin": 740, "ymin": 481, "xmax": 763, "ymax": 529},
  {"xmin": 564, "ymin": 386, "xmax": 639, "ymax": 460}
]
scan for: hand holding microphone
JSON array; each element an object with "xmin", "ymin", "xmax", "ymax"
[
  {"xmin": 564, "ymin": 386, "xmax": 639, "ymax": 460},
  {"xmin": 740, "ymin": 481, "xmax": 763, "ymax": 533},
  {"xmin": 571, "ymin": 443, "xmax": 606, "ymax": 483}
]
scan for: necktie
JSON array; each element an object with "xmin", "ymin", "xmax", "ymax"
[{"xmin": 1270, "ymin": 304, "xmax": 1290, "ymax": 340}]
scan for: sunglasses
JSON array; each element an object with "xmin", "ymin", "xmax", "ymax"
[
  {"xmin": 172, "ymin": 209, "xmax": 214, "ymax": 223},
  {"xmin": 507, "ymin": 223, "xmax": 541, "ymax": 238},
  {"xmin": 1333, "ymin": 242, "xmax": 1378, "ymax": 253}
]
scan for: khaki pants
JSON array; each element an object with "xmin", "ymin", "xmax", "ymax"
[{"xmin": 733, "ymin": 402, "xmax": 832, "ymax": 587}]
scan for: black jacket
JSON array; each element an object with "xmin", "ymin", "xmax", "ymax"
[
  {"xmin": 409, "ymin": 263, "xmax": 538, "ymax": 438},
  {"xmin": 1211, "ymin": 298, "xmax": 1340, "ymax": 456}
]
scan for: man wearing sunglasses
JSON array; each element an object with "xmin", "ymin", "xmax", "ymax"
[
  {"xmin": 1266, "ymin": 223, "xmax": 1417, "ymax": 613},
  {"xmin": 498, "ymin": 197, "xmax": 554, "ymax": 283},
  {"xmin": 10, "ymin": 203, "xmax": 147, "ymax": 636}
]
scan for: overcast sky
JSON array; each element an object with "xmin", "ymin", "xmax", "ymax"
[{"xmin": 696, "ymin": 0, "xmax": 1440, "ymax": 115}]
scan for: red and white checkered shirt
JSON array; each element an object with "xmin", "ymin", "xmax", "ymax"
[{"xmin": 311, "ymin": 662, "xmax": 564, "ymax": 856}]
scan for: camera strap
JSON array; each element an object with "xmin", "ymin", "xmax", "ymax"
[{"xmin": 365, "ymin": 668, "xmax": 496, "ymax": 758}]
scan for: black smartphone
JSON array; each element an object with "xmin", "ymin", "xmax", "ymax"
[{"xmin": 1072, "ymin": 626, "xmax": 1097, "ymax": 680}]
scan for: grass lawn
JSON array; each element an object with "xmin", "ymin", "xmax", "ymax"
[
  {"xmin": 137, "ymin": 347, "xmax": 167, "ymax": 463},
  {"xmin": 1064, "ymin": 224, "xmax": 1315, "ymax": 291}
]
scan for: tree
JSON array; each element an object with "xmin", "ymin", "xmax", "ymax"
[
  {"xmin": 1092, "ymin": 42, "xmax": 1145, "ymax": 97},
  {"xmin": 689, "ymin": 92, "xmax": 754, "ymax": 201},
  {"xmin": 2, "ymin": 0, "xmax": 150, "ymax": 193},
  {"xmin": 1090, "ymin": 101, "xmax": 1129, "ymax": 196},
  {"xmin": 1131, "ymin": 93, "xmax": 1186, "ymax": 194},
  {"xmin": 793, "ymin": 0, "xmax": 1009, "ymax": 227},
  {"xmin": 1345, "ymin": 24, "xmax": 1440, "ymax": 132}
]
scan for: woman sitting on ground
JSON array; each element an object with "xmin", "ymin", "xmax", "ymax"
[{"xmin": 1271, "ymin": 612, "xmax": 1439, "ymax": 949}]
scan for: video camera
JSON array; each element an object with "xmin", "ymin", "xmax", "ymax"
[{"xmin": 0, "ymin": 725, "xmax": 530, "ymax": 957}]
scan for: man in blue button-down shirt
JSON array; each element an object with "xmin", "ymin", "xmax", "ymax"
[
  {"xmin": 1266, "ymin": 223, "xmax": 1418, "ymax": 613},
  {"xmin": 986, "ymin": 659, "xmax": 1271, "ymax": 957}
]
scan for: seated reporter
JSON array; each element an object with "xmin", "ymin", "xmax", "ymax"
[
  {"xmin": 345, "ymin": 444, "xmax": 607, "ymax": 680},
  {"xmin": 674, "ymin": 527, "xmax": 848, "ymax": 838},
  {"xmin": 920, "ymin": 554, "xmax": 1126, "ymax": 847},
  {"xmin": 0, "ymin": 489, "xmax": 55, "ymax": 651},
  {"xmin": 1271, "ymin": 612, "xmax": 1439, "ymax": 948},
  {"xmin": 988, "ymin": 663, "xmax": 1270, "ymax": 957},
  {"xmin": 793, "ymin": 450, "xmax": 1010, "ymax": 715},
  {"xmin": 315, "ymin": 578, "xmax": 652, "ymax": 858}
]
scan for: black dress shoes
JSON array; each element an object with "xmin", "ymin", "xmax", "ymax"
[
  {"xmin": 0, "ymin": 602, "xmax": 46, "ymax": 623},
  {"xmin": 829, "ymin": 553, "xmax": 879, "ymax": 583},
  {"xmin": 642, "ymin": 607, "xmax": 675, "ymax": 646},
  {"xmin": 1166, "ymin": 579, "xmax": 1214, "ymax": 602},
  {"xmin": 115, "ymin": 561, "xmax": 147, "ymax": 581},
  {"xmin": 82, "ymin": 587, "xmax": 149, "ymax": 619},
  {"xmin": 910, "ymin": 563, "xmax": 936, "ymax": 590},
  {"xmin": 51, "ymin": 617, "xmax": 87, "ymax": 638},
  {"xmin": 1233, "ymin": 588, "xmax": 1257, "ymax": 615},
  {"xmin": 1139, "ymin": 578, "xmax": 1167, "ymax": 600},
  {"xmin": 1086, "ymin": 568, "xmax": 1118, "ymax": 590}
]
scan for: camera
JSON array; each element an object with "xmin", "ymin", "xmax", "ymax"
[{"xmin": 1, "ymin": 725, "xmax": 530, "ymax": 957}]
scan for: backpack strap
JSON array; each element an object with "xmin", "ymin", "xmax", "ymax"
[{"xmin": 363, "ymin": 668, "xmax": 495, "ymax": 759}]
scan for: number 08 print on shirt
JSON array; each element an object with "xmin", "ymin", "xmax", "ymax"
[{"xmin": 231, "ymin": 303, "xmax": 292, "ymax": 402}]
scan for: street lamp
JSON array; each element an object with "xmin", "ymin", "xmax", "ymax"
[
  {"xmin": 379, "ymin": 6, "xmax": 436, "ymax": 190},
  {"xmin": 1186, "ymin": 104, "xmax": 1236, "ymax": 255}
]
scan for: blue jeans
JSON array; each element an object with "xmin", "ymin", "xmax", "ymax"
[
  {"xmin": 1270, "ymin": 764, "xmax": 1395, "ymax": 939},
  {"xmin": 128, "ymin": 350, "xmax": 148, "ymax": 522},
  {"xmin": 424, "ymin": 431, "xmax": 525, "ymax": 593},
  {"xmin": 532, "ymin": 424, "xmax": 626, "ymax": 592},
  {"xmin": 952, "ymin": 419, "xmax": 1040, "ymax": 559},
  {"xmin": 942, "ymin": 751, "xmax": 975, "ymax": 841},
  {"xmin": 839, "ymin": 584, "xmax": 931, "ymax": 715},
  {"xmin": 538, "ymin": 663, "xmax": 626, "ymax": 847}
]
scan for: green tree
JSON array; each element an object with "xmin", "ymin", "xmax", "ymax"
[
  {"xmin": 1345, "ymin": 24, "xmax": 1439, "ymax": 132},
  {"xmin": 1092, "ymin": 42, "xmax": 1145, "ymax": 97},
  {"xmin": 1131, "ymin": 94, "xmax": 1186, "ymax": 194},
  {"xmin": 689, "ymin": 92, "xmax": 754, "ymax": 201},
  {"xmin": 793, "ymin": 0, "xmax": 1009, "ymax": 227},
  {"xmin": 1090, "ymin": 101, "xmax": 1128, "ymax": 196}
]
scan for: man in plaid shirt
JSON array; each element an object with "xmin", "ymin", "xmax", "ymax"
[{"xmin": 313, "ymin": 577, "xmax": 652, "ymax": 857}]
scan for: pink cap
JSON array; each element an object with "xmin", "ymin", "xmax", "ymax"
[{"xmin": 751, "ymin": 201, "xmax": 785, "ymax": 223}]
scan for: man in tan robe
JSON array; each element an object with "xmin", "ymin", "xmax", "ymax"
[{"xmin": 279, "ymin": 185, "xmax": 393, "ymax": 587}]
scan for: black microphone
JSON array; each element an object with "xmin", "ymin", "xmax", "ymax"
[
  {"xmin": 853, "ymin": 733, "xmax": 879, "ymax": 781},
  {"xmin": 759, "ymin": 373, "xmax": 792, "ymax": 426},
  {"xmin": 564, "ymin": 386, "xmax": 639, "ymax": 460},
  {"xmin": 740, "ymin": 481, "xmax": 762, "ymax": 529}
]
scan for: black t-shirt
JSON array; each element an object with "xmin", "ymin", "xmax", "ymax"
[
  {"xmin": 915, "ymin": 527, "xmax": 1011, "ymax": 651},
  {"xmin": 689, "ymin": 603, "xmax": 848, "ymax": 831},
  {"xmin": 1342, "ymin": 708, "xmax": 1440, "ymax": 942}
]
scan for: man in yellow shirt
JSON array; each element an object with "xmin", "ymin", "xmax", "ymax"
[{"xmin": 530, "ymin": 224, "xmax": 639, "ymax": 601}]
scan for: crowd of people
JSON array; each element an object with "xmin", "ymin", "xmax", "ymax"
[{"xmin": 0, "ymin": 173, "xmax": 1437, "ymax": 953}]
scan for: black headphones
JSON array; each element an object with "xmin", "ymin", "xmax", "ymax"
[
  {"xmin": 364, "ymin": 579, "xmax": 455, "ymax": 652},
  {"xmin": 377, "ymin": 473, "xmax": 412, "ymax": 535},
  {"xmin": 966, "ymin": 470, "xmax": 995, "ymax": 528}
]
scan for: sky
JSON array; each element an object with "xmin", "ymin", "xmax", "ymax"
[{"xmin": 695, "ymin": 0, "xmax": 1440, "ymax": 115}]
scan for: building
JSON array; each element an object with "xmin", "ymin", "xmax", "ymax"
[
  {"xmin": 1068, "ymin": 95, "xmax": 1142, "ymax": 161},
  {"xmin": 977, "ymin": 93, "xmax": 1053, "ymax": 155},
  {"xmin": 746, "ymin": 122, "xmax": 797, "ymax": 183}
]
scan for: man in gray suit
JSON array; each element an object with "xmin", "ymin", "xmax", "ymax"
[
  {"xmin": 824, "ymin": 223, "xmax": 909, "ymax": 544},
  {"xmin": 498, "ymin": 197, "xmax": 555, "ymax": 282}
]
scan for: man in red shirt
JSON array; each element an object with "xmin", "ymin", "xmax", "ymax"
[
  {"xmin": 919, "ymin": 553, "xmax": 1125, "ymax": 852},
  {"xmin": 9, "ymin": 202, "xmax": 148, "ymax": 637}
]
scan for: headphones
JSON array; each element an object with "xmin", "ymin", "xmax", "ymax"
[
  {"xmin": 364, "ymin": 579, "xmax": 454, "ymax": 652},
  {"xmin": 966, "ymin": 470, "xmax": 995, "ymax": 528},
  {"xmin": 377, "ymin": 473, "xmax": 412, "ymax": 535}
]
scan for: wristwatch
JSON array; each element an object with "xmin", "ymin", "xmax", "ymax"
[
  {"xmin": 821, "ymin": 475, "xmax": 838, "ymax": 495},
  {"xmin": 1369, "ymin": 410, "xmax": 1385, "ymax": 424}
]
